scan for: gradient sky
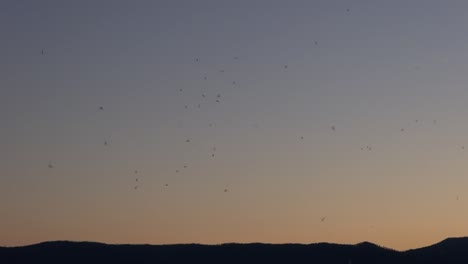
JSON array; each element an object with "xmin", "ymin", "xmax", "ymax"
[{"xmin": 3, "ymin": 0, "xmax": 468, "ymax": 250}]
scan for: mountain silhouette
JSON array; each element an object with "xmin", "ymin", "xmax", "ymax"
[
  {"xmin": 2, "ymin": 237, "xmax": 468, "ymax": 263},
  {"xmin": 404, "ymin": 237, "xmax": 468, "ymax": 264}
]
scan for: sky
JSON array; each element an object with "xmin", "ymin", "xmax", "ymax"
[{"xmin": 2, "ymin": 0, "xmax": 468, "ymax": 250}]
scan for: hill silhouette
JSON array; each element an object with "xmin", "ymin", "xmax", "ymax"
[{"xmin": 2, "ymin": 237, "xmax": 468, "ymax": 263}]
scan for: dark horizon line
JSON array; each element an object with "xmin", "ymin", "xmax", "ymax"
[{"xmin": 3, "ymin": 236, "xmax": 468, "ymax": 252}]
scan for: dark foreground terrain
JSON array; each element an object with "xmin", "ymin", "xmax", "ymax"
[{"xmin": 2, "ymin": 237, "xmax": 468, "ymax": 264}]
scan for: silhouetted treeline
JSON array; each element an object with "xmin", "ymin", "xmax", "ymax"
[{"xmin": 2, "ymin": 237, "xmax": 468, "ymax": 264}]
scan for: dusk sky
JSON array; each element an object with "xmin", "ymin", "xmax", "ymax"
[{"xmin": 3, "ymin": 0, "xmax": 468, "ymax": 250}]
